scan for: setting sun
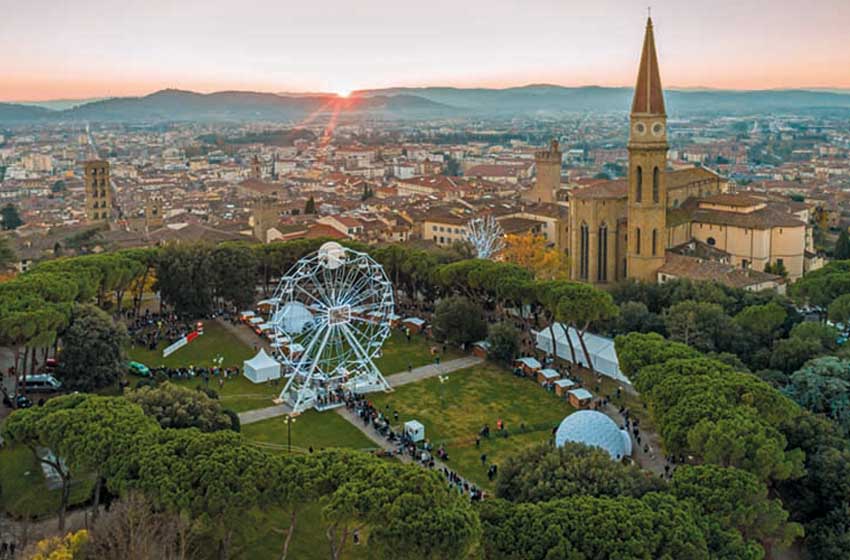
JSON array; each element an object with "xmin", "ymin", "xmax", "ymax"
[{"xmin": 336, "ymin": 89, "xmax": 352, "ymax": 98}]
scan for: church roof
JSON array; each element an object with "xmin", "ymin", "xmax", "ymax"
[
  {"xmin": 631, "ymin": 18, "xmax": 666, "ymax": 116},
  {"xmin": 659, "ymin": 253, "xmax": 783, "ymax": 289},
  {"xmin": 571, "ymin": 179, "xmax": 627, "ymax": 200}
]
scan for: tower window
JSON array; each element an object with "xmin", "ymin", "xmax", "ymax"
[
  {"xmin": 652, "ymin": 167, "xmax": 660, "ymax": 203},
  {"xmin": 635, "ymin": 166, "xmax": 643, "ymax": 202},
  {"xmin": 652, "ymin": 229, "xmax": 658, "ymax": 256},
  {"xmin": 635, "ymin": 228, "xmax": 641, "ymax": 255}
]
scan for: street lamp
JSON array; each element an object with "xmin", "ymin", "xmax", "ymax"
[
  {"xmin": 283, "ymin": 414, "xmax": 297, "ymax": 453},
  {"xmin": 438, "ymin": 374, "xmax": 450, "ymax": 409}
]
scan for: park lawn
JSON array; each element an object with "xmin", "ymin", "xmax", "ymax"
[
  {"xmin": 375, "ymin": 330, "xmax": 463, "ymax": 375},
  {"xmin": 0, "ymin": 445, "xmax": 94, "ymax": 519},
  {"xmin": 126, "ymin": 320, "xmax": 254, "ymax": 370},
  {"xmin": 242, "ymin": 410, "xmax": 376, "ymax": 453},
  {"xmin": 369, "ymin": 363, "xmax": 574, "ymax": 491}
]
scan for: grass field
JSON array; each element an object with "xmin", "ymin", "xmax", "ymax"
[
  {"xmin": 375, "ymin": 330, "xmax": 463, "ymax": 375},
  {"xmin": 127, "ymin": 320, "xmax": 254, "ymax": 370},
  {"xmin": 0, "ymin": 445, "xmax": 94, "ymax": 519},
  {"xmin": 242, "ymin": 410, "xmax": 376, "ymax": 453},
  {"xmin": 369, "ymin": 363, "xmax": 574, "ymax": 490}
]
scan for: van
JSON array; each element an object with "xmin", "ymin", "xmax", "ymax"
[{"xmin": 19, "ymin": 374, "xmax": 62, "ymax": 393}]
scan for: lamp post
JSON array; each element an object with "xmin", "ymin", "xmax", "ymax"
[
  {"xmin": 283, "ymin": 414, "xmax": 297, "ymax": 453},
  {"xmin": 438, "ymin": 374, "xmax": 450, "ymax": 410}
]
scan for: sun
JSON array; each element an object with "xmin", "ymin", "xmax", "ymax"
[{"xmin": 335, "ymin": 89, "xmax": 352, "ymax": 98}]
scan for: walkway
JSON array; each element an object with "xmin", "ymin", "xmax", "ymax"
[
  {"xmin": 215, "ymin": 318, "xmax": 271, "ymax": 353},
  {"xmin": 238, "ymin": 356, "xmax": 483, "ymax": 425}
]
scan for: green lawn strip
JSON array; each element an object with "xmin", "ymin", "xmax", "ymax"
[
  {"xmin": 375, "ymin": 331, "xmax": 463, "ymax": 376},
  {"xmin": 368, "ymin": 363, "xmax": 574, "ymax": 491},
  {"xmin": 242, "ymin": 410, "xmax": 377, "ymax": 453},
  {"xmin": 0, "ymin": 445, "xmax": 94, "ymax": 519}
]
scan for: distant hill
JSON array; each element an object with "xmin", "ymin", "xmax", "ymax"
[
  {"xmin": 3, "ymin": 86, "xmax": 850, "ymax": 124},
  {"xmin": 355, "ymin": 85, "xmax": 850, "ymax": 115}
]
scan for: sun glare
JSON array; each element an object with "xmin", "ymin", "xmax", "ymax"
[{"xmin": 336, "ymin": 89, "xmax": 351, "ymax": 98}]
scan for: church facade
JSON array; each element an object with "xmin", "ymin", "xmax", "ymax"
[{"xmin": 558, "ymin": 18, "xmax": 813, "ymax": 288}]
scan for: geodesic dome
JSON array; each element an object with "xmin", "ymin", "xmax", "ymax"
[{"xmin": 555, "ymin": 410, "xmax": 632, "ymax": 460}]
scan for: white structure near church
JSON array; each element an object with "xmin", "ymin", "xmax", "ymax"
[
  {"xmin": 243, "ymin": 348, "xmax": 282, "ymax": 383},
  {"xmin": 535, "ymin": 324, "xmax": 630, "ymax": 384}
]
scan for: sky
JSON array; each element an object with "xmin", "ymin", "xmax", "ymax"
[{"xmin": 2, "ymin": 0, "xmax": 849, "ymax": 101}]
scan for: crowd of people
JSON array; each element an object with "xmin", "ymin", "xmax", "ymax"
[{"xmin": 344, "ymin": 393, "xmax": 486, "ymax": 502}]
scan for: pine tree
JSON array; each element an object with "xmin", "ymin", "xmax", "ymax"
[{"xmin": 304, "ymin": 196, "xmax": 316, "ymax": 214}]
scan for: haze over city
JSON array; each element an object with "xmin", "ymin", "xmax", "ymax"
[{"xmin": 3, "ymin": 0, "xmax": 850, "ymax": 101}]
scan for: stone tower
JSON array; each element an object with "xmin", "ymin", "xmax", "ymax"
[
  {"xmin": 527, "ymin": 139, "xmax": 561, "ymax": 203},
  {"xmin": 145, "ymin": 196, "xmax": 164, "ymax": 231},
  {"xmin": 85, "ymin": 160, "xmax": 111, "ymax": 224},
  {"xmin": 626, "ymin": 18, "xmax": 668, "ymax": 282},
  {"xmin": 251, "ymin": 196, "xmax": 279, "ymax": 243},
  {"xmin": 251, "ymin": 155, "xmax": 262, "ymax": 179}
]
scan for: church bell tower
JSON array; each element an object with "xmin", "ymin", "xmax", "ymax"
[{"xmin": 627, "ymin": 17, "xmax": 668, "ymax": 282}]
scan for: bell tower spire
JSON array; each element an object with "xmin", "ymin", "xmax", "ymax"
[{"xmin": 627, "ymin": 16, "xmax": 668, "ymax": 282}]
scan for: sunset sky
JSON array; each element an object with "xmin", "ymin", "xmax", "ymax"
[{"xmin": 2, "ymin": 0, "xmax": 849, "ymax": 102}]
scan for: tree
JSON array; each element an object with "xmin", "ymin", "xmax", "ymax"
[
  {"xmin": 835, "ymin": 230, "xmax": 850, "ymax": 260},
  {"xmin": 671, "ymin": 465, "xmax": 802, "ymax": 555},
  {"xmin": 770, "ymin": 336, "xmax": 822, "ymax": 374},
  {"xmin": 478, "ymin": 494, "xmax": 712, "ymax": 560},
  {"xmin": 57, "ymin": 304, "xmax": 128, "ymax": 391},
  {"xmin": 785, "ymin": 357, "xmax": 850, "ymax": 436},
  {"xmin": 51, "ymin": 396, "xmax": 158, "ymax": 522},
  {"xmin": 209, "ymin": 243, "xmax": 258, "ymax": 310},
  {"xmin": 126, "ymin": 382, "xmax": 233, "ymax": 432},
  {"xmin": 612, "ymin": 300, "xmax": 665, "ymax": 336},
  {"xmin": 555, "ymin": 283, "xmax": 618, "ymax": 371},
  {"xmin": 614, "ymin": 332, "xmax": 699, "ymax": 378},
  {"xmin": 1, "ymin": 394, "xmax": 89, "ymax": 530},
  {"xmin": 1, "ymin": 202, "xmax": 23, "ymax": 230},
  {"xmin": 496, "ymin": 442, "xmax": 663, "ymax": 503},
  {"xmin": 305, "ymin": 196, "xmax": 316, "ymax": 214},
  {"xmin": 501, "ymin": 232, "xmax": 568, "ymax": 280},
  {"xmin": 83, "ymin": 492, "xmax": 196, "ymax": 560},
  {"xmin": 734, "ymin": 302, "xmax": 787, "ymax": 346},
  {"xmin": 664, "ymin": 300, "xmax": 733, "ymax": 353},
  {"xmin": 25, "ymin": 530, "xmax": 89, "ymax": 560},
  {"xmin": 155, "ymin": 243, "xmax": 215, "ymax": 316},
  {"xmin": 828, "ymin": 293, "xmax": 850, "ymax": 326},
  {"xmin": 432, "ymin": 296, "xmax": 487, "ymax": 346},
  {"xmin": 486, "ymin": 322, "xmax": 520, "ymax": 363},
  {"xmin": 790, "ymin": 321, "xmax": 840, "ymax": 351}
]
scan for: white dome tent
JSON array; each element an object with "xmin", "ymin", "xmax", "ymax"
[
  {"xmin": 555, "ymin": 410, "xmax": 632, "ymax": 461},
  {"xmin": 243, "ymin": 348, "xmax": 282, "ymax": 383}
]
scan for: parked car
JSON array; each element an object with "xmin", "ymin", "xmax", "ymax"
[
  {"xmin": 19, "ymin": 374, "xmax": 63, "ymax": 393},
  {"xmin": 128, "ymin": 361, "xmax": 151, "ymax": 377}
]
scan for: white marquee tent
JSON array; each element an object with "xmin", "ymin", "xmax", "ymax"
[
  {"xmin": 536, "ymin": 324, "xmax": 630, "ymax": 384},
  {"xmin": 243, "ymin": 348, "xmax": 282, "ymax": 383}
]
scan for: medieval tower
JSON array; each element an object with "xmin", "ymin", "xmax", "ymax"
[
  {"xmin": 84, "ymin": 160, "xmax": 112, "ymax": 224},
  {"xmin": 526, "ymin": 139, "xmax": 561, "ymax": 203},
  {"xmin": 626, "ymin": 18, "xmax": 668, "ymax": 282}
]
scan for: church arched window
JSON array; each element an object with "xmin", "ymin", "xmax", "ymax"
[
  {"xmin": 635, "ymin": 228, "xmax": 641, "ymax": 255},
  {"xmin": 652, "ymin": 228, "xmax": 658, "ymax": 256},
  {"xmin": 635, "ymin": 166, "xmax": 643, "ymax": 202},
  {"xmin": 579, "ymin": 222, "xmax": 589, "ymax": 280},
  {"xmin": 597, "ymin": 223, "xmax": 608, "ymax": 282},
  {"xmin": 652, "ymin": 167, "xmax": 660, "ymax": 203}
]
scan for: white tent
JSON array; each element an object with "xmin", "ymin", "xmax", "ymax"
[
  {"xmin": 243, "ymin": 348, "xmax": 281, "ymax": 383},
  {"xmin": 536, "ymin": 324, "xmax": 630, "ymax": 384}
]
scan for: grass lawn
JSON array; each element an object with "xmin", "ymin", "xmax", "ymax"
[
  {"xmin": 126, "ymin": 320, "xmax": 254, "ymax": 370},
  {"xmin": 369, "ymin": 363, "xmax": 574, "ymax": 490},
  {"xmin": 242, "ymin": 410, "xmax": 376, "ymax": 453},
  {"xmin": 0, "ymin": 445, "xmax": 94, "ymax": 520},
  {"xmin": 375, "ymin": 330, "xmax": 463, "ymax": 376}
]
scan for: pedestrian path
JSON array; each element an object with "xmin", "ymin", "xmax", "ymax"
[{"xmin": 238, "ymin": 356, "xmax": 482, "ymax": 425}]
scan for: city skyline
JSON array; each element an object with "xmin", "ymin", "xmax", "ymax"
[{"xmin": 3, "ymin": 0, "xmax": 850, "ymax": 102}]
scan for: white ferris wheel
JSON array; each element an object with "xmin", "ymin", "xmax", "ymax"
[{"xmin": 269, "ymin": 242, "xmax": 394, "ymax": 413}]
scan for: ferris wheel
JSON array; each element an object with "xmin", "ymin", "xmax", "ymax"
[{"xmin": 269, "ymin": 242, "xmax": 394, "ymax": 413}]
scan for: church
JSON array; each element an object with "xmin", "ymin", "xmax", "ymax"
[{"xmin": 529, "ymin": 18, "xmax": 816, "ymax": 290}]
